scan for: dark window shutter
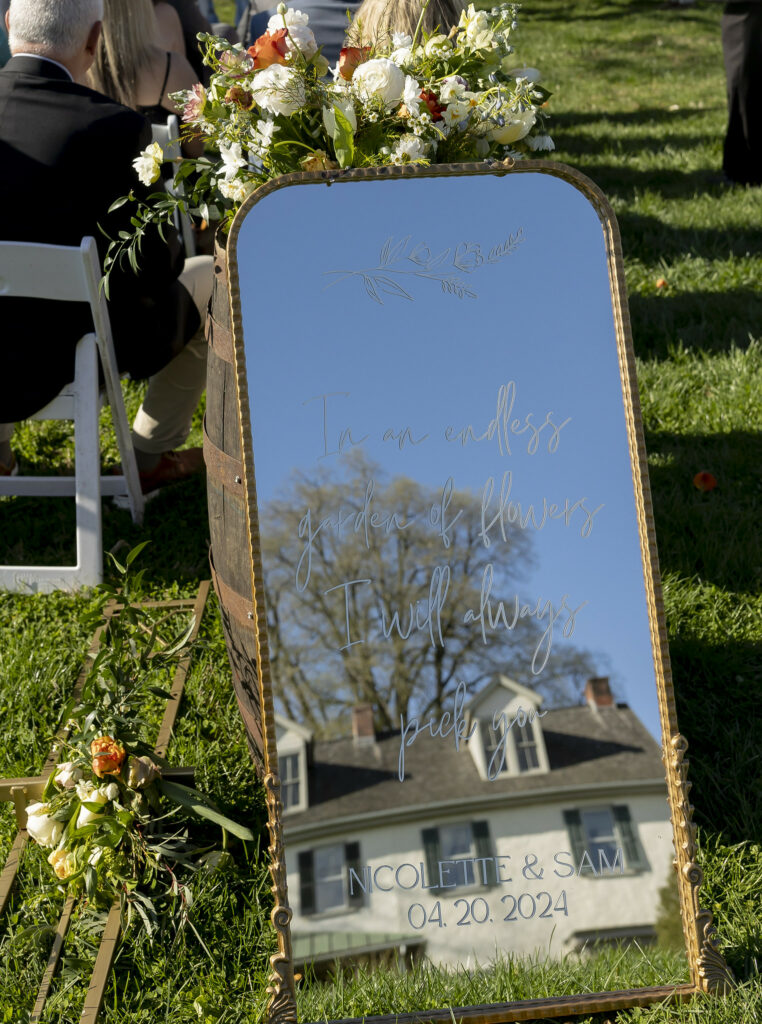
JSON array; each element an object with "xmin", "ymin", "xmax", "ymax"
[
  {"xmin": 299, "ymin": 849, "xmax": 315, "ymax": 915},
  {"xmin": 563, "ymin": 809, "xmax": 586, "ymax": 865},
  {"xmin": 345, "ymin": 840, "xmax": 363, "ymax": 906},
  {"xmin": 472, "ymin": 820, "xmax": 497, "ymax": 888},
  {"xmin": 422, "ymin": 826, "xmax": 441, "ymax": 893},
  {"xmin": 612, "ymin": 805, "xmax": 648, "ymax": 871}
]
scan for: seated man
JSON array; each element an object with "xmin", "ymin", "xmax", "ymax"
[{"xmin": 0, "ymin": 0, "xmax": 213, "ymax": 492}]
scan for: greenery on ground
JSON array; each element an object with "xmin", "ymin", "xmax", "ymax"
[{"xmin": 1, "ymin": 0, "xmax": 760, "ymax": 1020}]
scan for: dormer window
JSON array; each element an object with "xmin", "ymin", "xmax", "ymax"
[
  {"xmin": 482, "ymin": 721, "xmax": 508, "ymax": 776},
  {"xmin": 467, "ymin": 677, "xmax": 550, "ymax": 780},
  {"xmin": 281, "ymin": 752, "xmax": 301, "ymax": 811},
  {"xmin": 515, "ymin": 721, "xmax": 540, "ymax": 772}
]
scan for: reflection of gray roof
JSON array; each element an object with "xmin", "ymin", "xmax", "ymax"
[{"xmin": 285, "ymin": 705, "xmax": 665, "ymax": 832}]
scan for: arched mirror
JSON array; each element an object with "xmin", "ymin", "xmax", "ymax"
[{"xmin": 222, "ymin": 162, "xmax": 730, "ymax": 1022}]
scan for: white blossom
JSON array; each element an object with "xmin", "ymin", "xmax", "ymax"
[
  {"xmin": 218, "ymin": 177, "xmax": 252, "ymax": 202},
  {"xmin": 132, "ymin": 141, "xmax": 163, "ymax": 186},
  {"xmin": 489, "ymin": 109, "xmax": 536, "ymax": 144},
  {"xmin": 402, "ymin": 75, "xmax": 422, "ymax": 111},
  {"xmin": 526, "ymin": 133, "xmax": 555, "ymax": 151},
  {"xmin": 251, "ymin": 64, "xmax": 306, "ymax": 116},
  {"xmin": 391, "ymin": 133, "xmax": 427, "ymax": 163},
  {"xmin": 267, "ymin": 6, "xmax": 309, "ymax": 30},
  {"xmin": 219, "ymin": 141, "xmax": 246, "ymax": 180}
]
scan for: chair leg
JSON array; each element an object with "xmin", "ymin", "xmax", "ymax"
[{"xmin": 73, "ymin": 334, "xmax": 103, "ymax": 587}]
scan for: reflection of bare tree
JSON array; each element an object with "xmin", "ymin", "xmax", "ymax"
[{"xmin": 261, "ymin": 453, "xmax": 594, "ymax": 734}]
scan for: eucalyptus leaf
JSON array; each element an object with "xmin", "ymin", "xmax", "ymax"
[{"xmin": 156, "ymin": 779, "xmax": 255, "ymax": 841}]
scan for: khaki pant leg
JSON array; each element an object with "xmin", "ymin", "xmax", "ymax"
[{"xmin": 131, "ymin": 255, "xmax": 214, "ymax": 454}]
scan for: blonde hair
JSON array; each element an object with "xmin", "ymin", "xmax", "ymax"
[
  {"xmin": 350, "ymin": 0, "xmax": 465, "ymax": 46},
  {"xmin": 87, "ymin": 0, "xmax": 159, "ymax": 108}
]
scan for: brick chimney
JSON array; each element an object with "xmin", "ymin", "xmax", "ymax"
[
  {"xmin": 352, "ymin": 703, "xmax": 376, "ymax": 745},
  {"xmin": 585, "ymin": 676, "xmax": 614, "ymax": 708}
]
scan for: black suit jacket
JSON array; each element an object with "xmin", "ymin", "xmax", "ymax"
[{"xmin": 0, "ymin": 56, "xmax": 199, "ymax": 421}]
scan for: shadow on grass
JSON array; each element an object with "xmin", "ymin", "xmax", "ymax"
[
  {"xmin": 0, "ymin": 472, "xmax": 210, "ymax": 587},
  {"xmin": 528, "ymin": 0, "xmax": 715, "ymax": 24},
  {"xmin": 631, "ymin": 290, "xmax": 762, "ymax": 357},
  {"xmin": 553, "ymin": 108, "xmax": 726, "ymax": 131},
  {"xmin": 646, "ymin": 430, "xmax": 762, "ymax": 590},
  {"xmin": 669, "ymin": 635, "xmax": 762, "ymax": 842}
]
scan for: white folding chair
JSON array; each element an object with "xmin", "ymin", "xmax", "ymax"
[
  {"xmin": 151, "ymin": 115, "xmax": 196, "ymax": 258},
  {"xmin": 0, "ymin": 237, "xmax": 144, "ymax": 593}
]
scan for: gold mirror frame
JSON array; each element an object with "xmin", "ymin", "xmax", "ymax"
[{"xmin": 222, "ymin": 160, "xmax": 733, "ymax": 1023}]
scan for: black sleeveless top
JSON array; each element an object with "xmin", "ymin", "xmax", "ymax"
[{"xmin": 136, "ymin": 51, "xmax": 172, "ymax": 124}]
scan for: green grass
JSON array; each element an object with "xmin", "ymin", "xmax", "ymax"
[{"xmin": 2, "ymin": 0, "xmax": 762, "ymax": 1020}]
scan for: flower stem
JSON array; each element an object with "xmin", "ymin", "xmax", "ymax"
[{"xmin": 411, "ymin": 0, "xmax": 432, "ymax": 53}]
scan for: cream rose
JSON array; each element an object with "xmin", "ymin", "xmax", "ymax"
[
  {"xmin": 26, "ymin": 802, "xmax": 63, "ymax": 848},
  {"xmin": 54, "ymin": 761, "xmax": 83, "ymax": 790},
  {"xmin": 48, "ymin": 847, "xmax": 76, "ymax": 879},
  {"xmin": 352, "ymin": 58, "xmax": 405, "ymax": 109},
  {"xmin": 75, "ymin": 782, "xmax": 109, "ymax": 827}
]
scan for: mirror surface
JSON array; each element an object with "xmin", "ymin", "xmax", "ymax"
[{"xmin": 234, "ymin": 170, "xmax": 687, "ymax": 1014}]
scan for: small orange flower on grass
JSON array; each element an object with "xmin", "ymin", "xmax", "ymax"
[
  {"xmin": 693, "ymin": 471, "xmax": 717, "ymax": 492},
  {"xmin": 655, "ymin": 277, "xmax": 668, "ymax": 290},
  {"xmin": 91, "ymin": 735, "xmax": 126, "ymax": 778}
]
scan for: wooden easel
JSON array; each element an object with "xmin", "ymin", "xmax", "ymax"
[{"xmin": 0, "ymin": 582, "xmax": 210, "ymax": 1022}]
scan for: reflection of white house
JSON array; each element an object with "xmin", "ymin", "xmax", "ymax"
[{"xmin": 276, "ymin": 677, "xmax": 673, "ymax": 974}]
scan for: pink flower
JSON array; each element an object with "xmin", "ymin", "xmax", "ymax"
[{"xmin": 183, "ymin": 83, "xmax": 206, "ymax": 123}]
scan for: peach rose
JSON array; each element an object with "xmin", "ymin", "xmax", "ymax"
[
  {"xmin": 90, "ymin": 735, "xmax": 126, "ymax": 778},
  {"xmin": 338, "ymin": 46, "xmax": 370, "ymax": 81},
  {"xmin": 248, "ymin": 29, "xmax": 289, "ymax": 70}
]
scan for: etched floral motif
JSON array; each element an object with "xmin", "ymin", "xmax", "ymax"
[{"xmin": 324, "ymin": 229, "xmax": 525, "ymax": 304}]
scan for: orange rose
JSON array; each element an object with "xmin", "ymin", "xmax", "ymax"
[
  {"xmin": 693, "ymin": 471, "xmax": 717, "ymax": 492},
  {"xmin": 248, "ymin": 29, "xmax": 289, "ymax": 70},
  {"xmin": 91, "ymin": 735, "xmax": 126, "ymax": 778},
  {"xmin": 338, "ymin": 46, "xmax": 370, "ymax": 81}
]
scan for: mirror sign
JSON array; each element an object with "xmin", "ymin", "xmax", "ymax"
[{"xmin": 224, "ymin": 164, "xmax": 733, "ymax": 1023}]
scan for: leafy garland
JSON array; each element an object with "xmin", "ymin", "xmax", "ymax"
[{"xmin": 103, "ymin": 1, "xmax": 552, "ymax": 292}]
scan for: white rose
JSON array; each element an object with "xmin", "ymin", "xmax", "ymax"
[
  {"xmin": 26, "ymin": 802, "xmax": 63, "ymax": 848},
  {"xmin": 489, "ymin": 110, "xmax": 536, "ymax": 144},
  {"xmin": 267, "ymin": 7, "xmax": 309, "ymax": 30},
  {"xmin": 390, "ymin": 46, "xmax": 412, "ymax": 66},
  {"xmin": 251, "ymin": 64, "xmax": 306, "ymax": 116},
  {"xmin": 284, "ymin": 23, "xmax": 317, "ymax": 60},
  {"xmin": 132, "ymin": 141, "xmax": 163, "ymax": 186},
  {"xmin": 53, "ymin": 761, "xmax": 83, "ymax": 790},
  {"xmin": 322, "ymin": 94, "xmax": 357, "ymax": 136},
  {"xmin": 391, "ymin": 134, "xmax": 427, "ymax": 163},
  {"xmin": 76, "ymin": 786, "xmax": 109, "ymax": 827},
  {"xmin": 352, "ymin": 58, "xmax": 405, "ymax": 109}
]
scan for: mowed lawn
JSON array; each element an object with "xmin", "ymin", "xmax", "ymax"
[{"xmin": 1, "ymin": 1, "xmax": 761, "ymax": 1021}]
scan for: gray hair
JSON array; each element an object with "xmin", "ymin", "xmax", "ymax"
[{"xmin": 8, "ymin": 0, "xmax": 104, "ymax": 58}]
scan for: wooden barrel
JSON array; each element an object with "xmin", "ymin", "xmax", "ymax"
[{"xmin": 204, "ymin": 238, "xmax": 265, "ymax": 774}]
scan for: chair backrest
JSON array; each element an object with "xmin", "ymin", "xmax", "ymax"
[
  {"xmin": 0, "ymin": 236, "xmax": 119, "ymax": 415},
  {"xmin": 150, "ymin": 114, "xmax": 182, "ymax": 164}
]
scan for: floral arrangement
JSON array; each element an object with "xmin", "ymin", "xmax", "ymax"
[
  {"xmin": 106, "ymin": 1, "xmax": 551, "ymax": 280},
  {"xmin": 24, "ymin": 548, "xmax": 253, "ymax": 935}
]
